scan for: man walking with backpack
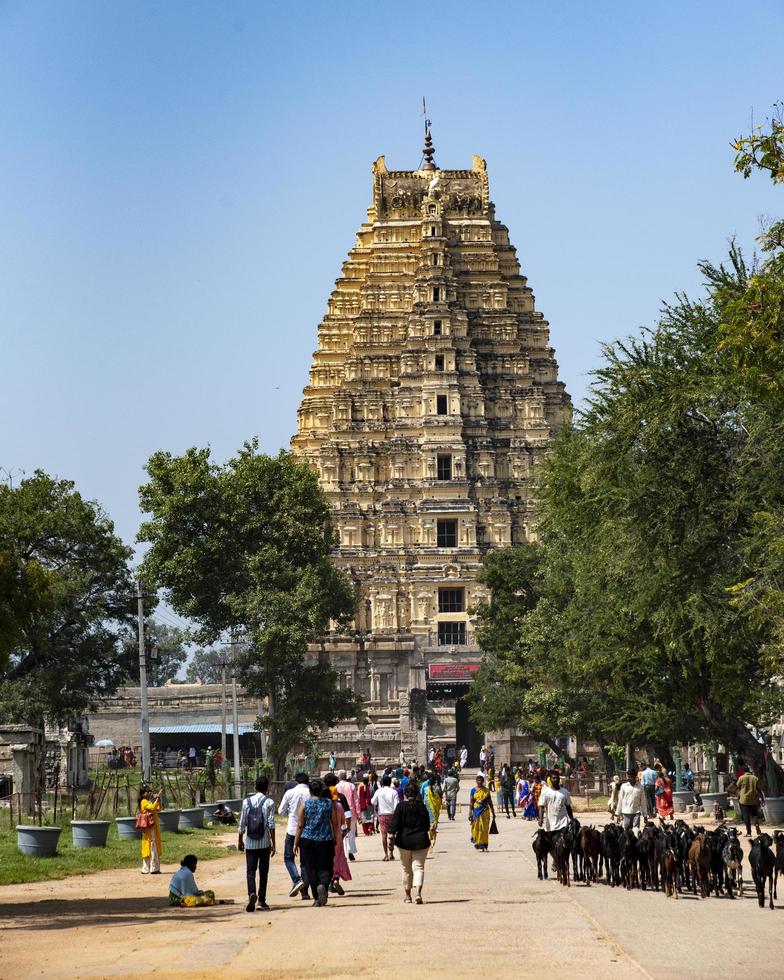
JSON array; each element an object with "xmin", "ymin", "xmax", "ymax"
[{"xmin": 238, "ymin": 776, "xmax": 276, "ymax": 912}]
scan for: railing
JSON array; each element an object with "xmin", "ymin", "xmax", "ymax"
[{"xmin": 425, "ymin": 630, "xmax": 478, "ymax": 648}]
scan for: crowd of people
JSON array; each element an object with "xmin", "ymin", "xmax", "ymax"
[
  {"xmin": 137, "ymin": 752, "xmax": 496, "ymax": 909},
  {"xmin": 134, "ymin": 752, "xmax": 775, "ymax": 912},
  {"xmin": 105, "ymin": 746, "xmax": 136, "ymax": 769}
]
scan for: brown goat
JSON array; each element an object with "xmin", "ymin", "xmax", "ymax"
[
  {"xmin": 580, "ymin": 825, "xmax": 600, "ymax": 885},
  {"xmin": 688, "ymin": 830, "xmax": 711, "ymax": 898}
]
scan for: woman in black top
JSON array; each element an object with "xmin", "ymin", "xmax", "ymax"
[{"xmin": 388, "ymin": 781, "xmax": 431, "ymax": 904}]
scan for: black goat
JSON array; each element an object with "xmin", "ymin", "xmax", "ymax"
[
  {"xmin": 749, "ymin": 833, "xmax": 775, "ymax": 910},
  {"xmin": 552, "ymin": 826, "xmax": 574, "ymax": 887},
  {"xmin": 708, "ymin": 828, "xmax": 726, "ymax": 897},
  {"xmin": 773, "ymin": 830, "xmax": 784, "ymax": 899},
  {"xmin": 531, "ymin": 828, "xmax": 550, "ymax": 880},
  {"xmin": 722, "ymin": 827, "xmax": 743, "ymax": 899},
  {"xmin": 600, "ymin": 823, "xmax": 621, "ymax": 887}
]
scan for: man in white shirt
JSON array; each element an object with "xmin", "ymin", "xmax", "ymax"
[
  {"xmin": 238, "ymin": 776, "xmax": 276, "ymax": 913},
  {"xmin": 371, "ymin": 775, "xmax": 399, "ymax": 861},
  {"xmin": 537, "ymin": 772, "xmax": 573, "ymax": 833},
  {"xmin": 460, "ymin": 745, "xmax": 469, "ymax": 770},
  {"xmin": 617, "ymin": 768, "xmax": 647, "ymax": 829},
  {"xmin": 336, "ymin": 769, "xmax": 360, "ymax": 861},
  {"xmin": 278, "ymin": 772, "xmax": 312, "ymax": 899}
]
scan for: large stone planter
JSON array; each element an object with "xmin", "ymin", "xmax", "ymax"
[
  {"xmin": 179, "ymin": 807, "xmax": 204, "ymax": 830},
  {"xmin": 157, "ymin": 809, "xmax": 181, "ymax": 833},
  {"xmin": 763, "ymin": 796, "xmax": 784, "ymax": 826},
  {"xmin": 217, "ymin": 798, "xmax": 243, "ymax": 814},
  {"xmin": 71, "ymin": 820, "xmax": 110, "ymax": 848},
  {"xmin": 115, "ymin": 816, "xmax": 142, "ymax": 840},
  {"xmin": 199, "ymin": 801, "xmax": 223, "ymax": 824},
  {"xmin": 17, "ymin": 825, "xmax": 62, "ymax": 857},
  {"xmin": 672, "ymin": 790, "xmax": 694, "ymax": 813},
  {"xmin": 700, "ymin": 792, "xmax": 729, "ymax": 813}
]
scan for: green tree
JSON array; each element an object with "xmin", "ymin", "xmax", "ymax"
[
  {"xmin": 472, "ymin": 106, "xmax": 784, "ymax": 789},
  {"xmin": 0, "ymin": 471, "xmax": 134, "ymax": 726},
  {"xmin": 120, "ymin": 620, "xmax": 190, "ymax": 687},
  {"xmin": 138, "ymin": 441, "xmax": 361, "ymax": 777},
  {"xmin": 184, "ymin": 647, "xmax": 224, "ymax": 684}
]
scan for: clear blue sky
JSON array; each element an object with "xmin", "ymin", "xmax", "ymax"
[{"xmin": 2, "ymin": 1, "xmax": 781, "ymax": 551}]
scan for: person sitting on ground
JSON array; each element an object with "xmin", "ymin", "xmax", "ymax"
[
  {"xmin": 169, "ymin": 855, "xmax": 215, "ymax": 907},
  {"xmin": 212, "ymin": 803, "xmax": 237, "ymax": 825}
]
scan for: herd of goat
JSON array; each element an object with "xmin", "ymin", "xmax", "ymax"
[{"xmin": 531, "ymin": 817, "xmax": 784, "ymax": 909}]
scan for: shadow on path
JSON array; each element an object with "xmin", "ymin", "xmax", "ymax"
[{"xmin": 0, "ymin": 896, "xmax": 236, "ymax": 932}]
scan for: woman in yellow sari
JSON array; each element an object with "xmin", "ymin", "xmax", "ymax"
[
  {"xmin": 138, "ymin": 785, "xmax": 163, "ymax": 874},
  {"xmin": 468, "ymin": 773, "xmax": 496, "ymax": 851}
]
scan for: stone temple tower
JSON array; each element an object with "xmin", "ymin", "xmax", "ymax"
[{"xmin": 291, "ymin": 129, "xmax": 569, "ymax": 764}]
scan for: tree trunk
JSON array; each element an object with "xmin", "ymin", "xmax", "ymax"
[
  {"xmin": 650, "ymin": 741, "xmax": 676, "ymax": 773},
  {"xmin": 592, "ymin": 733, "xmax": 614, "ymax": 777},
  {"xmin": 698, "ymin": 697, "xmax": 784, "ymax": 790},
  {"xmin": 539, "ymin": 736, "xmax": 575, "ymax": 769}
]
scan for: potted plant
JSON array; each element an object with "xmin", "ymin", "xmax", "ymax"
[
  {"xmin": 699, "ymin": 791, "xmax": 729, "ymax": 812},
  {"xmin": 115, "ymin": 816, "xmax": 142, "ymax": 840},
  {"xmin": 199, "ymin": 800, "xmax": 223, "ymax": 823},
  {"xmin": 71, "ymin": 820, "xmax": 111, "ymax": 848},
  {"xmin": 672, "ymin": 790, "xmax": 694, "ymax": 813},
  {"xmin": 17, "ymin": 824, "xmax": 62, "ymax": 857},
  {"xmin": 216, "ymin": 798, "xmax": 243, "ymax": 813},
  {"xmin": 179, "ymin": 807, "xmax": 204, "ymax": 830},
  {"xmin": 157, "ymin": 808, "xmax": 181, "ymax": 833}
]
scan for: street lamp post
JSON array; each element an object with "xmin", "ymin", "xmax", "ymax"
[{"xmin": 137, "ymin": 580, "xmax": 151, "ymax": 784}]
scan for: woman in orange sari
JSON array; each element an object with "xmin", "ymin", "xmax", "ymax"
[
  {"xmin": 138, "ymin": 785, "xmax": 163, "ymax": 874},
  {"xmin": 655, "ymin": 769, "xmax": 674, "ymax": 821}
]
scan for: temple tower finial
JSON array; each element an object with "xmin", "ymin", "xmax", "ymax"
[{"xmin": 422, "ymin": 96, "xmax": 437, "ymax": 171}]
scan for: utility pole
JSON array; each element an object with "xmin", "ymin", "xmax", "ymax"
[
  {"xmin": 226, "ymin": 633, "xmax": 243, "ymax": 798},
  {"xmin": 137, "ymin": 579, "xmax": 151, "ymax": 784},
  {"xmin": 231, "ymin": 666, "xmax": 242, "ymax": 797},
  {"xmin": 220, "ymin": 658, "xmax": 227, "ymax": 764}
]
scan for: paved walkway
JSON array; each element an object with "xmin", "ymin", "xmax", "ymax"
[{"xmin": 2, "ymin": 784, "xmax": 783, "ymax": 979}]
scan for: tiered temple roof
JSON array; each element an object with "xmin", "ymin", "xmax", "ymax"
[{"xmin": 291, "ymin": 145, "xmax": 569, "ymax": 648}]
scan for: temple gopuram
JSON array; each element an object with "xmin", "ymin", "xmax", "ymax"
[{"xmin": 291, "ymin": 128, "xmax": 570, "ymax": 766}]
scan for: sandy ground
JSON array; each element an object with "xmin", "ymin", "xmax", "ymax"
[{"xmin": 2, "ymin": 781, "xmax": 784, "ymax": 980}]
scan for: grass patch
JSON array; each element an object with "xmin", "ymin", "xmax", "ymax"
[{"xmin": 0, "ymin": 823, "xmax": 230, "ymax": 886}]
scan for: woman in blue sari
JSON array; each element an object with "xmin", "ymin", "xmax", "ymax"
[{"xmin": 517, "ymin": 772, "xmax": 536, "ymax": 820}]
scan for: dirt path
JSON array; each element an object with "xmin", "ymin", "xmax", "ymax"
[{"xmin": 1, "ymin": 784, "xmax": 782, "ymax": 979}]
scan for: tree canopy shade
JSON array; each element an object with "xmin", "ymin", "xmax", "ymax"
[
  {"xmin": 0, "ymin": 472, "xmax": 135, "ymax": 726},
  {"xmin": 137, "ymin": 441, "xmax": 361, "ymax": 776}
]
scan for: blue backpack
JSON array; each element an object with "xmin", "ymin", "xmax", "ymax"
[{"xmin": 246, "ymin": 795, "xmax": 266, "ymax": 839}]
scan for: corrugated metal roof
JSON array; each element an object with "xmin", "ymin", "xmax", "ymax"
[{"xmin": 149, "ymin": 724, "xmax": 256, "ymax": 735}]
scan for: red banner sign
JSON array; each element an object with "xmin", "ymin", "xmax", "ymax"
[{"xmin": 428, "ymin": 662, "xmax": 481, "ymax": 682}]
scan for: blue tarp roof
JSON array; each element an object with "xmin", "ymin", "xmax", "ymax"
[{"xmin": 149, "ymin": 724, "xmax": 256, "ymax": 735}]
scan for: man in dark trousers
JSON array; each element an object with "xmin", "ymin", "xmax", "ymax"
[
  {"xmin": 238, "ymin": 776, "xmax": 276, "ymax": 912},
  {"xmin": 500, "ymin": 764, "xmax": 516, "ymax": 818}
]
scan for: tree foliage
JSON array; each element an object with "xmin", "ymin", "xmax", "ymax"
[
  {"xmin": 472, "ymin": 107, "xmax": 784, "ymax": 787},
  {"xmin": 119, "ymin": 620, "xmax": 190, "ymax": 687},
  {"xmin": 138, "ymin": 441, "xmax": 361, "ymax": 776},
  {"xmin": 184, "ymin": 647, "xmax": 224, "ymax": 685},
  {"xmin": 0, "ymin": 472, "xmax": 134, "ymax": 725}
]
